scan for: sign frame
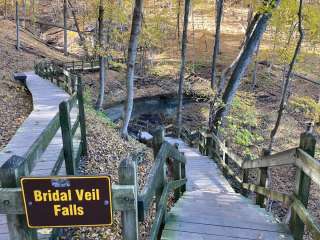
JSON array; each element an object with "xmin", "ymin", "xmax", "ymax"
[{"xmin": 20, "ymin": 175, "xmax": 113, "ymax": 228}]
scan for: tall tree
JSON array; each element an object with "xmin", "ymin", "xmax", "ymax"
[
  {"xmin": 95, "ymin": 0, "xmax": 107, "ymax": 110},
  {"xmin": 63, "ymin": 0, "xmax": 68, "ymax": 56},
  {"xmin": 16, "ymin": 0, "xmax": 20, "ymax": 51},
  {"xmin": 121, "ymin": 0, "xmax": 144, "ymax": 139},
  {"xmin": 268, "ymin": 0, "xmax": 304, "ymax": 151},
  {"xmin": 210, "ymin": 0, "xmax": 281, "ymax": 132},
  {"xmin": 210, "ymin": 0, "xmax": 224, "ymax": 89},
  {"xmin": 176, "ymin": 0, "xmax": 191, "ymax": 137}
]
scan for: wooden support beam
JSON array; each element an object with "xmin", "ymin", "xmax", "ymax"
[
  {"xmin": 290, "ymin": 130, "xmax": 316, "ymax": 240},
  {"xmin": 59, "ymin": 101, "xmax": 75, "ymax": 175},
  {"xmin": 292, "ymin": 198, "xmax": 320, "ymax": 239},
  {"xmin": 119, "ymin": 157, "xmax": 138, "ymax": 240},
  {"xmin": 242, "ymin": 148, "xmax": 297, "ymax": 169},
  {"xmin": 242, "ymin": 183, "xmax": 293, "ymax": 205}
]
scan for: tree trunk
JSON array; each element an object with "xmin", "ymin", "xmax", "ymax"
[
  {"xmin": 251, "ymin": 40, "xmax": 261, "ymax": 90},
  {"xmin": 16, "ymin": 0, "xmax": 20, "ymax": 50},
  {"xmin": 211, "ymin": 0, "xmax": 224, "ymax": 89},
  {"xmin": 268, "ymin": 0, "xmax": 304, "ymax": 151},
  {"xmin": 63, "ymin": 0, "xmax": 68, "ymax": 56},
  {"xmin": 176, "ymin": 0, "xmax": 181, "ymax": 41},
  {"xmin": 121, "ymin": 0, "xmax": 144, "ymax": 139},
  {"xmin": 211, "ymin": 1, "xmax": 280, "ymax": 132},
  {"xmin": 176, "ymin": 0, "xmax": 191, "ymax": 137},
  {"xmin": 96, "ymin": 1, "xmax": 106, "ymax": 110},
  {"xmin": 217, "ymin": 12, "xmax": 260, "ymax": 95},
  {"xmin": 22, "ymin": 0, "xmax": 26, "ymax": 28},
  {"xmin": 67, "ymin": 0, "xmax": 89, "ymax": 56}
]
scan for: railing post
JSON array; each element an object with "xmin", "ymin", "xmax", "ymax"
[
  {"xmin": 206, "ymin": 132, "xmax": 213, "ymax": 157},
  {"xmin": 256, "ymin": 149, "xmax": 270, "ymax": 207},
  {"xmin": 173, "ymin": 143, "xmax": 181, "ymax": 202},
  {"xmin": 181, "ymin": 152, "xmax": 186, "ymax": 194},
  {"xmin": 0, "ymin": 156, "xmax": 37, "ymax": 240},
  {"xmin": 60, "ymin": 101, "xmax": 75, "ymax": 175},
  {"xmin": 241, "ymin": 155, "xmax": 251, "ymax": 197},
  {"xmin": 77, "ymin": 76, "xmax": 88, "ymax": 156},
  {"xmin": 222, "ymin": 141, "xmax": 229, "ymax": 176},
  {"xmin": 152, "ymin": 126, "xmax": 164, "ymax": 158},
  {"xmin": 119, "ymin": 157, "xmax": 139, "ymax": 240},
  {"xmin": 290, "ymin": 125, "xmax": 316, "ymax": 240}
]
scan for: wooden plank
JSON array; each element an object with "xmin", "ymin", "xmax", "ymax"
[
  {"xmin": 163, "ymin": 221, "xmax": 293, "ymax": 240},
  {"xmin": 242, "ymin": 183, "xmax": 293, "ymax": 205},
  {"xmin": 292, "ymin": 198, "xmax": 320, "ymax": 239},
  {"xmin": 165, "ymin": 212, "xmax": 290, "ymax": 233},
  {"xmin": 295, "ymin": 148, "xmax": 320, "ymax": 186},
  {"xmin": 242, "ymin": 148, "xmax": 297, "ymax": 169}
]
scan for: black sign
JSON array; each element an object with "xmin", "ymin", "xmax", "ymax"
[{"xmin": 20, "ymin": 176, "xmax": 112, "ymax": 228}]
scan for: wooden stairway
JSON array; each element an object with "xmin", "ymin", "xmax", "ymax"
[{"xmin": 162, "ymin": 137, "xmax": 293, "ymax": 240}]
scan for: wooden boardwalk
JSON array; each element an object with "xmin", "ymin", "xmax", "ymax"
[
  {"xmin": 162, "ymin": 137, "xmax": 293, "ymax": 240},
  {"xmin": 0, "ymin": 72, "xmax": 80, "ymax": 240}
]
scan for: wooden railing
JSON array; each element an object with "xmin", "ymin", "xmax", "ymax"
[
  {"xmin": 129, "ymin": 128, "xmax": 187, "ymax": 240},
  {"xmin": 195, "ymin": 127, "xmax": 320, "ymax": 240}
]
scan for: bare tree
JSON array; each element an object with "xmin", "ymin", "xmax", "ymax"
[
  {"xmin": 211, "ymin": 0, "xmax": 224, "ymax": 89},
  {"xmin": 16, "ymin": 0, "xmax": 20, "ymax": 51},
  {"xmin": 63, "ymin": 0, "xmax": 68, "ymax": 56},
  {"xmin": 176, "ymin": 0, "xmax": 191, "ymax": 137},
  {"xmin": 268, "ymin": 0, "xmax": 304, "ymax": 151},
  {"xmin": 121, "ymin": 0, "xmax": 144, "ymax": 139},
  {"xmin": 210, "ymin": 0, "xmax": 281, "ymax": 132},
  {"xmin": 96, "ymin": 0, "xmax": 107, "ymax": 111}
]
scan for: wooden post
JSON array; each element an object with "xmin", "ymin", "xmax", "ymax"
[
  {"xmin": 181, "ymin": 152, "xmax": 186, "ymax": 194},
  {"xmin": 205, "ymin": 132, "xmax": 212, "ymax": 157},
  {"xmin": 222, "ymin": 141, "xmax": 229, "ymax": 176},
  {"xmin": 290, "ymin": 126, "xmax": 316, "ymax": 240},
  {"xmin": 173, "ymin": 143, "xmax": 181, "ymax": 202},
  {"xmin": 256, "ymin": 149, "xmax": 270, "ymax": 207},
  {"xmin": 152, "ymin": 126, "xmax": 165, "ymax": 158},
  {"xmin": 77, "ymin": 76, "xmax": 88, "ymax": 156},
  {"xmin": 119, "ymin": 157, "xmax": 138, "ymax": 240},
  {"xmin": 241, "ymin": 154, "xmax": 251, "ymax": 197},
  {"xmin": 0, "ymin": 156, "xmax": 37, "ymax": 240},
  {"xmin": 60, "ymin": 101, "xmax": 75, "ymax": 175}
]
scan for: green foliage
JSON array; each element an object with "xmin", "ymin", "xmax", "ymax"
[
  {"xmin": 289, "ymin": 96, "xmax": 320, "ymax": 123},
  {"xmin": 223, "ymin": 92, "xmax": 263, "ymax": 154},
  {"xmin": 83, "ymin": 89, "xmax": 117, "ymax": 128},
  {"xmin": 83, "ymin": 88, "xmax": 93, "ymax": 105}
]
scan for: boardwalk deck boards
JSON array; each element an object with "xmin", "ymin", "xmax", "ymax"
[{"xmin": 162, "ymin": 137, "xmax": 293, "ymax": 240}]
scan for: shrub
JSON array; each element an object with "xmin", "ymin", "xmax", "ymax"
[{"xmin": 289, "ymin": 96, "xmax": 320, "ymax": 123}]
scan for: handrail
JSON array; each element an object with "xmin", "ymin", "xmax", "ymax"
[
  {"xmin": 136, "ymin": 127, "xmax": 187, "ymax": 239},
  {"xmin": 183, "ymin": 126, "xmax": 320, "ymax": 240},
  {"xmin": 149, "ymin": 179, "xmax": 187, "ymax": 240},
  {"xmin": 138, "ymin": 141, "xmax": 186, "ymax": 220}
]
